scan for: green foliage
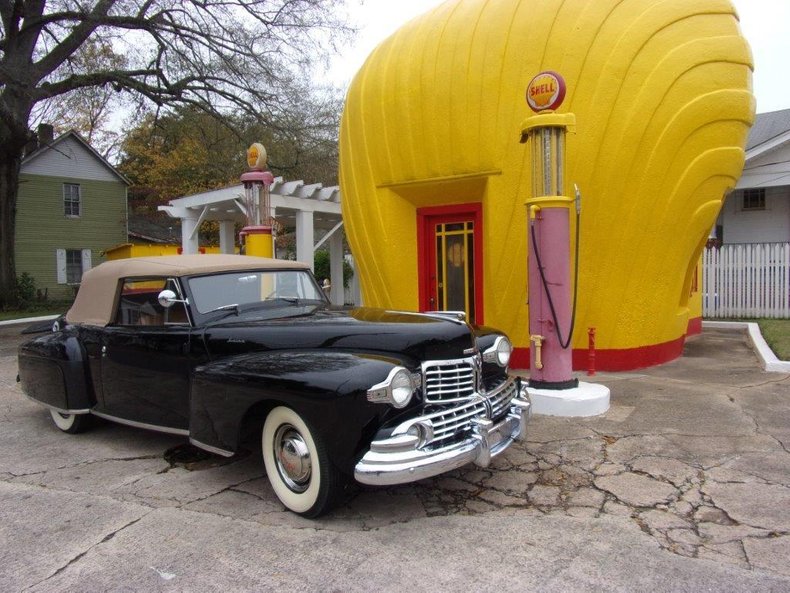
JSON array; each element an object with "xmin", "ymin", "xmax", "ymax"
[
  {"xmin": 1, "ymin": 273, "xmax": 72, "ymax": 314},
  {"xmin": 118, "ymin": 108, "xmax": 246, "ymax": 209},
  {"xmin": 14, "ymin": 273, "xmax": 36, "ymax": 308},
  {"xmin": 314, "ymin": 250, "xmax": 353, "ymax": 288}
]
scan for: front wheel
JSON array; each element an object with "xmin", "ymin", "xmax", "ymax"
[
  {"xmin": 262, "ymin": 406, "xmax": 343, "ymax": 517},
  {"xmin": 49, "ymin": 410, "xmax": 91, "ymax": 434}
]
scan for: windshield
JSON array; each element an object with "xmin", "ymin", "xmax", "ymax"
[{"xmin": 187, "ymin": 269, "xmax": 326, "ymax": 314}]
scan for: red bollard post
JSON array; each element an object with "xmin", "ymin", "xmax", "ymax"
[{"xmin": 587, "ymin": 327, "xmax": 596, "ymax": 376}]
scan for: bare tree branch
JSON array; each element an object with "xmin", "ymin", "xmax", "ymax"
[{"xmin": 0, "ymin": 0, "xmax": 356, "ymax": 306}]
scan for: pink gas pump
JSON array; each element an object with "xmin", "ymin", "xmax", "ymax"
[{"xmin": 520, "ymin": 71, "xmax": 609, "ymax": 416}]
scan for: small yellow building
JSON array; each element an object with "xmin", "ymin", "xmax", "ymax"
[
  {"xmin": 103, "ymin": 243, "xmax": 226, "ymax": 260},
  {"xmin": 339, "ymin": 0, "xmax": 754, "ymax": 370}
]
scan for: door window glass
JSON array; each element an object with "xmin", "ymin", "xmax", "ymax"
[
  {"xmin": 115, "ymin": 278, "xmax": 188, "ymax": 326},
  {"xmin": 434, "ymin": 221, "xmax": 475, "ymax": 320}
]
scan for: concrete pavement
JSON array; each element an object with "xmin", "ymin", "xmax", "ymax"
[{"xmin": 1, "ymin": 324, "xmax": 789, "ymax": 592}]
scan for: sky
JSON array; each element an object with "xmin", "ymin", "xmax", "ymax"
[{"xmin": 330, "ymin": 0, "xmax": 790, "ymax": 114}]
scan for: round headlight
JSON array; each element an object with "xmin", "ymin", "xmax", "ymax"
[
  {"xmin": 496, "ymin": 336, "xmax": 512, "ymax": 367},
  {"xmin": 389, "ymin": 368, "xmax": 414, "ymax": 408}
]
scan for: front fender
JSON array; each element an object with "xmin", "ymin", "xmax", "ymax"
[{"xmin": 189, "ymin": 350, "xmax": 413, "ymax": 472}]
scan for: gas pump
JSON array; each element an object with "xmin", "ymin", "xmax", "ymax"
[
  {"xmin": 240, "ymin": 142, "xmax": 275, "ymax": 258},
  {"xmin": 520, "ymin": 71, "xmax": 609, "ymax": 416}
]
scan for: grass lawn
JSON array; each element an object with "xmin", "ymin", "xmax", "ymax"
[
  {"xmin": 0, "ymin": 302, "xmax": 71, "ymax": 322},
  {"xmin": 757, "ymin": 319, "xmax": 790, "ymax": 361}
]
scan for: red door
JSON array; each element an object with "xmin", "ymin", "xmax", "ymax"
[{"xmin": 417, "ymin": 204, "xmax": 484, "ymax": 325}]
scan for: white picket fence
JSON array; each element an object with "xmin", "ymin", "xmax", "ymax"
[
  {"xmin": 343, "ymin": 254, "xmax": 362, "ymax": 306},
  {"xmin": 703, "ymin": 242, "xmax": 790, "ymax": 318}
]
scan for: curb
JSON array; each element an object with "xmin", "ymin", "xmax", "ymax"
[
  {"xmin": 703, "ymin": 320, "xmax": 790, "ymax": 373},
  {"xmin": 0, "ymin": 314, "xmax": 59, "ymax": 328}
]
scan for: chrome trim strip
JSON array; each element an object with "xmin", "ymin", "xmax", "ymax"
[
  {"xmin": 25, "ymin": 394, "xmax": 90, "ymax": 415},
  {"xmin": 421, "ymin": 355, "xmax": 477, "ymax": 372},
  {"xmin": 90, "ymin": 411, "xmax": 189, "ymax": 436},
  {"xmin": 404, "ymin": 311, "xmax": 467, "ymax": 325},
  {"xmin": 189, "ymin": 437, "xmax": 235, "ymax": 458}
]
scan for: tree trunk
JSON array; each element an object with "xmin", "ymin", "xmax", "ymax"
[{"xmin": 0, "ymin": 151, "xmax": 22, "ymax": 309}]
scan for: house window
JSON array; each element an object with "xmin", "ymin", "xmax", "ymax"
[
  {"xmin": 64, "ymin": 183, "xmax": 81, "ymax": 217},
  {"xmin": 66, "ymin": 250, "xmax": 82, "ymax": 283},
  {"xmin": 56, "ymin": 248, "xmax": 91, "ymax": 284},
  {"xmin": 741, "ymin": 188, "xmax": 765, "ymax": 211}
]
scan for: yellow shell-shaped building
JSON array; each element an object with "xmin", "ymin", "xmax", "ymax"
[{"xmin": 339, "ymin": 0, "xmax": 754, "ymax": 369}]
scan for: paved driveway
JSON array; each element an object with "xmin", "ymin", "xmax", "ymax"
[{"xmin": 1, "ymin": 324, "xmax": 789, "ymax": 592}]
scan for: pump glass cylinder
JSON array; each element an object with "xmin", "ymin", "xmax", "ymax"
[
  {"xmin": 530, "ymin": 127, "xmax": 566, "ymax": 198},
  {"xmin": 244, "ymin": 182, "xmax": 262, "ymax": 226}
]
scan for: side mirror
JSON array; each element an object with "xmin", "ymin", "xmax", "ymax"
[{"xmin": 158, "ymin": 289, "xmax": 188, "ymax": 308}]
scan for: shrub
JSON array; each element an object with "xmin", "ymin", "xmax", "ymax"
[
  {"xmin": 314, "ymin": 250, "xmax": 353, "ymax": 288},
  {"xmin": 14, "ymin": 273, "xmax": 37, "ymax": 307}
]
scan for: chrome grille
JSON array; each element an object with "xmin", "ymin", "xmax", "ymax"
[
  {"xmin": 423, "ymin": 358, "xmax": 477, "ymax": 404},
  {"xmin": 424, "ymin": 398, "xmax": 487, "ymax": 445},
  {"xmin": 489, "ymin": 379, "xmax": 517, "ymax": 419},
  {"xmin": 416, "ymin": 357, "xmax": 520, "ymax": 449}
]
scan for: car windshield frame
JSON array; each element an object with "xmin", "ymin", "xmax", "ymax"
[{"xmin": 184, "ymin": 268, "xmax": 329, "ymax": 323}]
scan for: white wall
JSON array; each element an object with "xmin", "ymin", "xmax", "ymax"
[
  {"xmin": 718, "ymin": 185, "xmax": 790, "ymax": 244},
  {"xmin": 22, "ymin": 136, "xmax": 119, "ymax": 182}
]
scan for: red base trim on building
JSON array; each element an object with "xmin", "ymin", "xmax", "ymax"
[
  {"xmin": 512, "ymin": 334, "xmax": 688, "ymax": 372},
  {"xmin": 686, "ymin": 317, "xmax": 702, "ymax": 336},
  {"xmin": 511, "ymin": 348, "xmax": 532, "ymax": 370}
]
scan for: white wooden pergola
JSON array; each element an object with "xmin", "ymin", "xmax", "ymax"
[{"xmin": 159, "ymin": 178, "xmax": 348, "ymax": 305}]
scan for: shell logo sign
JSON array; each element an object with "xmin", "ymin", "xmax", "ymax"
[
  {"xmin": 339, "ymin": 0, "xmax": 754, "ymax": 371},
  {"xmin": 526, "ymin": 71, "xmax": 566, "ymax": 112},
  {"xmin": 246, "ymin": 142, "xmax": 267, "ymax": 170}
]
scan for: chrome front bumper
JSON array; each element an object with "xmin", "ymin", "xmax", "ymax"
[{"xmin": 354, "ymin": 383, "xmax": 531, "ymax": 486}]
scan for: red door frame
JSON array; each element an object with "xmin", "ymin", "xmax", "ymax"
[{"xmin": 416, "ymin": 203, "xmax": 484, "ymax": 325}]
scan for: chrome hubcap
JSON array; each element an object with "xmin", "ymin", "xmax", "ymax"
[{"xmin": 273, "ymin": 424, "xmax": 311, "ymax": 493}]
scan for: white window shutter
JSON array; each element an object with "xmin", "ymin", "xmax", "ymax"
[
  {"xmin": 81, "ymin": 249, "xmax": 92, "ymax": 279},
  {"xmin": 56, "ymin": 249, "xmax": 67, "ymax": 284}
]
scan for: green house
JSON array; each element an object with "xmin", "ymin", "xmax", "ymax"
[{"xmin": 17, "ymin": 129, "xmax": 129, "ymax": 301}]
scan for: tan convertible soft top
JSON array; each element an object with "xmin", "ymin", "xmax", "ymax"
[{"xmin": 66, "ymin": 254, "xmax": 310, "ymax": 327}]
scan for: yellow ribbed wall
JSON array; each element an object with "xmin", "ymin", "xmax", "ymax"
[{"xmin": 339, "ymin": 0, "xmax": 754, "ymax": 362}]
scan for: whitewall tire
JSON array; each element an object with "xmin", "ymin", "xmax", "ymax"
[
  {"xmin": 262, "ymin": 406, "xmax": 341, "ymax": 517},
  {"xmin": 49, "ymin": 409, "xmax": 90, "ymax": 434}
]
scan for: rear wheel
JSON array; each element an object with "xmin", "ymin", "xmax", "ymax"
[
  {"xmin": 49, "ymin": 410, "xmax": 91, "ymax": 434},
  {"xmin": 262, "ymin": 406, "xmax": 342, "ymax": 517}
]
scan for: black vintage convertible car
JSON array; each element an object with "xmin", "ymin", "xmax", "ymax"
[{"xmin": 17, "ymin": 254, "xmax": 531, "ymax": 516}]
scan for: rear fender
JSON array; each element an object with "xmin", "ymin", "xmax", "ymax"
[
  {"xmin": 17, "ymin": 329, "xmax": 93, "ymax": 412},
  {"xmin": 189, "ymin": 350, "xmax": 414, "ymax": 472}
]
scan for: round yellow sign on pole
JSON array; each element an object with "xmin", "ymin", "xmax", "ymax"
[
  {"xmin": 247, "ymin": 142, "xmax": 268, "ymax": 170},
  {"xmin": 526, "ymin": 71, "xmax": 566, "ymax": 112}
]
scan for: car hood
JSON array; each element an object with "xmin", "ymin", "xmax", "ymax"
[{"xmin": 200, "ymin": 307, "xmax": 476, "ymax": 364}]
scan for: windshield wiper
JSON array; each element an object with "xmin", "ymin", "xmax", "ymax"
[
  {"xmin": 204, "ymin": 303, "xmax": 240, "ymax": 321},
  {"xmin": 264, "ymin": 296, "xmax": 299, "ymax": 304}
]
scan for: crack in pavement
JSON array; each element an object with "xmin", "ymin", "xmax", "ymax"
[
  {"xmin": 21, "ymin": 515, "xmax": 149, "ymax": 591},
  {"xmin": 381, "ymin": 432, "xmax": 790, "ymax": 575},
  {"xmin": 3, "ymin": 328, "xmax": 789, "ymax": 582},
  {"xmin": 5, "ymin": 455, "xmax": 165, "ymax": 479}
]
